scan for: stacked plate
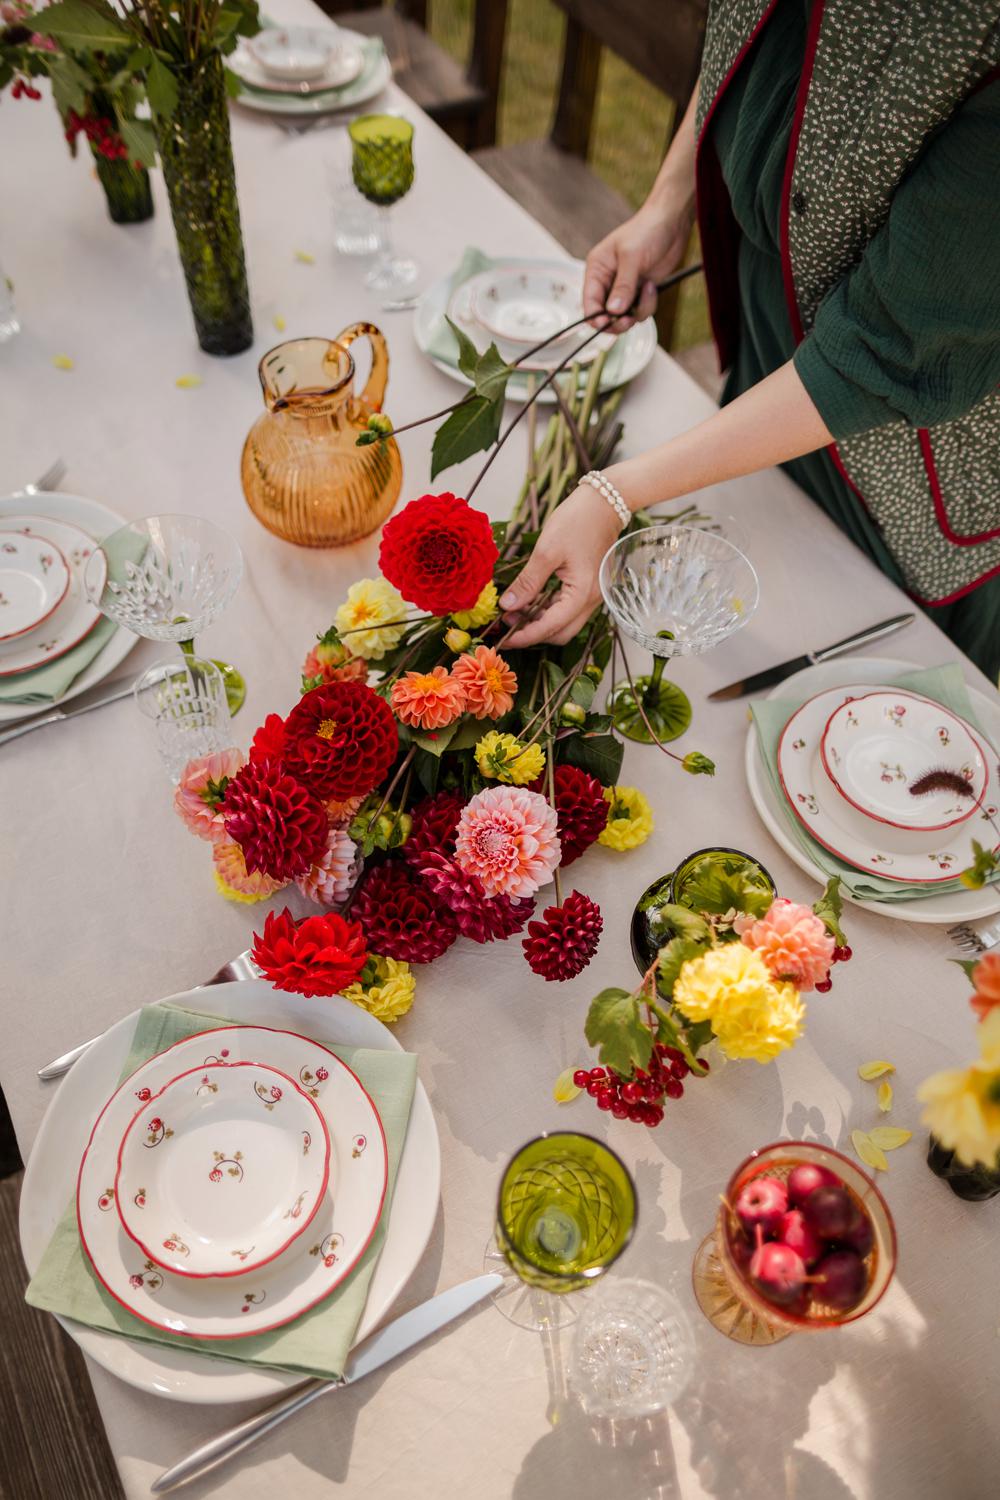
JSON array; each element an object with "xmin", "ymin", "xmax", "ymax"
[
  {"xmin": 79, "ymin": 1023, "xmax": 388, "ymax": 1342},
  {"xmin": 229, "ymin": 23, "xmax": 391, "ymax": 117},
  {"xmin": 773, "ymin": 681, "xmax": 998, "ymax": 888}
]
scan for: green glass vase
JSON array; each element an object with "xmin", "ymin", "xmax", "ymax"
[
  {"xmin": 93, "ymin": 149, "xmax": 153, "ymax": 225},
  {"xmin": 926, "ymin": 1135, "xmax": 1000, "ymax": 1201},
  {"xmin": 155, "ymin": 54, "xmax": 253, "ymax": 357}
]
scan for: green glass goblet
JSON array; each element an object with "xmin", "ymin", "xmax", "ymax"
[
  {"xmin": 349, "ymin": 113, "xmax": 417, "ymax": 296},
  {"xmin": 485, "ymin": 1132, "xmax": 637, "ymax": 1333}
]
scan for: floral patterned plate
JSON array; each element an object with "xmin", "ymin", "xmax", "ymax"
[
  {"xmin": 78, "ymin": 1024, "xmax": 387, "ymax": 1340},
  {"xmin": 820, "ymin": 688, "xmax": 989, "ymax": 831},
  {"xmin": 0, "ymin": 514, "xmax": 105, "ymax": 677},
  {"xmin": 777, "ymin": 685, "xmax": 999, "ymax": 883},
  {"xmin": 0, "ymin": 531, "xmax": 69, "ymax": 642},
  {"xmin": 115, "ymin": 1062, "xmax": 330, "ymax": 1279}
]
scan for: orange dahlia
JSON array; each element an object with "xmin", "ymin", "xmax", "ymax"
[
  {"xmin": 390, "ymin": 666, "xmax": 466, "ymax": 731},
  {"xmin": 450, "ymin": 645, "xmax": 517, "ymax": 721}
]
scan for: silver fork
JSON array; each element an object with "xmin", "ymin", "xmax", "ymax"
[
  {"xmin": 36, "ymin": 948, "xmax": 259, "ymax": 1081},
  {"xmin": 21, "ymin": 456, "xmax": 67, "ymax": 496},
  {"xmin": 947, "ymin": 918, "xmax": 1000, "ymax": 956}
]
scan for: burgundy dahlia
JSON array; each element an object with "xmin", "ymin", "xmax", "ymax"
[
  {"xmin": 351, "ymin": 861, "xmax": 458, "ymax": 963},
  {"xmin": 530, "ymin": 764, "xmax": 608, "ymax": 866},
  {"xmin": 417, "ymin": 851, "xmax": 534, "ymax": 943},
  {"xmin": 402, "ymin": 790, "xmax": 466, "ymax": 868},
  {"xmin": 522, "ymin": 890, "xmax": 603, "ymax": 981},
  {"xmin": 222, "ymin": 759, "xmax": 328, "ymax": 880}
]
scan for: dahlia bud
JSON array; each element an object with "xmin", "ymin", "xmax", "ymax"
[
  {"xmin": 367, "ymin": 413, "xmax": 393, "ymax": 436},
  {"xmin": 559, "ymin": 702, "xmax": 587, "ymax": 727},
  {"xmin": 444, "ymin": 627, "xmax": 472, "ymax": 653},
  {"xmin": 682, "ymin": 751, "xmax": 716, "ymax": 776},
  {"xmin": 583, "ymin": 664, "xmax": 603, "ymax": 684},
  {"xmin": 372, "ymin": 809, "xmax": 412, "ymax": 849}
]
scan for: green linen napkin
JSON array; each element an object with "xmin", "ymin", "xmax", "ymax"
[
  {"xmin": 751, "ymin": 662, "xmax": 1000, "ymax": 903},
  {"xmin": 0, "ymin": 615, "xmax": 118, "ymax": 705},
  {"xmin": 26, "ymin": 1002, "xmax": 418, "ymax": 1381},
  {"xmin": 425, "ymin": 247, "xmax": 632, "ymax": 385}
]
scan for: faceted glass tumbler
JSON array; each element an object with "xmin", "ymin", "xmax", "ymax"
[
  {"xmin": 569, "ymin": 1278, "xmax": 694, "ymax": 1419},
  {"xmin": 84, "ymin": 515, "xmax": 243, "ymax": 644},
  {"xmin": 134, "ymin": 658, "xmax": 232, "ymax": 783}
]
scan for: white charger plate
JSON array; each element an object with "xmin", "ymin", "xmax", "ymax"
[
  {"xmin": 0, "ymin": 531, "xmax": 69, "ymax": 641},
  {"xmin": 0, "ymin": 493, "xmax": 137, "ymax": 722},
  {"xmin": 20, "ymin": 982, "xmax": 440, "ymax": 1403},
  {"xmin": 745, "ymin": 655, "xmax": 1000, "ymax": 924},
  {"xmin": 415, "ymin": 257, "xmax": 657, "ymax": 403}
]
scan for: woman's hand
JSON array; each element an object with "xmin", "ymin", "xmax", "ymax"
[
  {"xmin": 500, "ymin": 485, "xmax": 624, "ymax": 647},
  {"xmin": 583, "ymin": 193, "xmax": 695, "ymax": 334}
]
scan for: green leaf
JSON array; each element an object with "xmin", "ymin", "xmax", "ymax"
[
  {"xmin": 649, "ymin": 904, "xmax": 711, "ymax": 945},
  {"xmin": 569, "ymin": 675, "xmax": 596, "ymax": 711},
  {"xmin": 126, "ymin": 46, "xmax": 153, "ymax": 71},
  {"xmin": 960, "ymin": 839, "xmax": 999, "ymax": 891},
  {"xmin": 413, "ymin": 746, "xmax": 442, "ymax": 796},
  {"xmin": 813, "ymin": 876, "xmax": 846, "ymax": 945},
  {"xmin": 593, "ymin": 635, "xmax": 613, "ymax": 671},
  {"xmin": 409, "ymin": 721, "xmax": 460, "ymax": 758},
  {"xmin": 472, "ymin": 343, "xmax": 514, "ymax": 403},
  {"xmin": 430, "ymin": 394, "xmax": 503, "ymax": 479},
  {"xmin": 213, "ymin": 9, "xmax": 243, "ymax": 44},
  {"xmin": 584, "ymin": 988, "xmax": 653, "ymax": 1078},
  {"xmin": 33, "ymin": 0, "xmax": 128, "ymax": 49},
  {"xmin": 681, "ymin": 861, "xmax": 772, "ymax": 919},
  {"xmin": 224, "ymin": 64, "xmax": 243, "ymax": 99},
  {"xmin": 47, "ymin": 54, "xmax": 89, "ymax": 117},
  {"xmin": 444, "ymin": 315, "xmax": 480, "ymax": 382},
  {"xmin": 951, "ymin": 958, "xmax": 980, "ymax": 982},
  {"xmin": 447, "ymin": 717, "xmax": 487, "ymax": 754},
  {"xmin": 657, "ymin": 938, "xmax": 705, "ymax": 998},
  {"xmin": 118, "ymin": 116, "xmax": 157, "ymax": 169},
  {"xmin": 146, "ymin": 55, "xmax": 179, "ymax": 120},
  {"xmin": 562, "ymin": 730, "xmax": 623, "ymax": 786}
]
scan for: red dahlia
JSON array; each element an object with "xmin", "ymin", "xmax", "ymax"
[
  {"xmin": 402, "ymin": 790, "xmax": 465, "ymax": 868},
  {"xmin": 251, "ymin": 908, "xmax": 368, "ymax": 998},
  {"xmin": 283, "ymin": 681, "xmax": 398, "ymax": 800},
  {"xmin": 522, "ymin": 890, "xmax": 603, "ymax": 981},
  {"xmin": 223, "ymin": 759, "xmax": 327, "ymax": 880},
  {"xmin": 416, "ymin": 851, "xmax": 534, "ymax": 943},
  {"xmin": 249, "ymin": 712, "xmax": 286, "ymax": 766},
  {"xmin": 352, "ymin": 862, "xmax": 458, "ymax": 963},
  {"xmin": 529, "ymin": 764, "xmax": 608, "ymax": 866},
  {"xmin": 378, "ymin": 492, "xmax": 498, "ymax": 615}
]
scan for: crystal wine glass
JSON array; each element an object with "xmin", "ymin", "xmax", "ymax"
[
  {"xmin": 692, "ymin": 1140, "xmax": 897, "ymax": 1347},
  {"xmin": 83, "ymin": 514, "xmax": 246, "ymax": 714},
  {"xmin": 568, "ymin": 1277, "xmax": 694, "ymax": 1419},
  {"xmin": 134, "ymin": 657, "xmax": 232, "ymax": 783},
  {"xmin": 599, "ymin": 524, "xmax": 759, "ymax": 744},
  {"xmin": 349, "ymin": 113, "xmax": 417, "ymax": 296},
  {"xmin": 485, "ymin": 1131, "xmax": 637, "ymax": 1333}
]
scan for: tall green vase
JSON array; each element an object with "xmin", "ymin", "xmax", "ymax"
[{"xmin": 155, "ymin": 54, "xmax": 253, "ymax": 356}]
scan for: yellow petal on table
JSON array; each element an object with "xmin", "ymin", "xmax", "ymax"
[
  {"xmin": 869, "ymin": 1127, "xmax": 912, "ymax": 1151},
  {"xmin": 273, "ymin": 314, "xmax": 287, "ymax": 331},
  {"xmin": 851, "ymin": 1129, "xmax": 889, "ymax": 1172},
  {"xmin": 552, "ymin": 1067, "xmax": 582, "ymax": 1104},
  {"xmin": 877, "ymin": 1080, "xmax": 893, "ymax": 1113},
  {"xmin": 175, "ymin": 375, "xmax": 203, "ymax": 389},
  {"xmin": 294, "ymin": 250, "xmax": 316, "ymax": 264},
  {"xmin": 52, "ymin": 354, "xmax": 74, "ymax": 370},
  {"xmin": 858, "ymin": 1060, "xmax": 895, "ymax": 1080}
]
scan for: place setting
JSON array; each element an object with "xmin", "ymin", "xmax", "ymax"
[{"xmin": 228, "ymin": 19, "xmax": 391, "ymax": 119}]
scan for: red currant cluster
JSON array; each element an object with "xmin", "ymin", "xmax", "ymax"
[
  {"xmin": 64, "ymin": 109, "xmax": 130, "ymax": 162},
  {"xmin": 814, "ymin": 943, "xmax": 853, "ymax": 994},
  {"xmin": 11, "ymin": 77, "xmax": 42, "ymax": 101},
  {"xmin": 574, "ymin": 1044, "xmax": 705, "ymax": 1128}
]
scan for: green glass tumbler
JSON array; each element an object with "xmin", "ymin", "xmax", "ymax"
[
  {"xmin": 488, "ymin": 1132, "xmax": 637, "ymax": 1331},
  {"xmin": 349, "ymin": 113, "xmax": 417, "ymax": 296}
]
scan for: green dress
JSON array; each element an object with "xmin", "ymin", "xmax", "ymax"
[{"xmin": 710, "ymin": 0, "xmax": 1000, "ymax": 680}]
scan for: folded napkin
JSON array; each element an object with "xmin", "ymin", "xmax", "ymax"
[
  {"xmin": 424, "ymin": 247, "xmax": 632, "ymax": 385},
  {"xmin": 26, "ymin": 1001, "xmax": 418, "ymax": 1382},
  {"xmin": 751, "ymin": 662, "xmax": 1000, "ymax": 903},
  {"xmin": 0, "ymin": 615, "xmax": 118, "ymax": 705}
]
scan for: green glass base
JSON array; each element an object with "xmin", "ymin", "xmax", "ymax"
[
  {"xmin": 212, "ymin": 661, "xmax": 246, "ymax": 717},
  {"xmin": 608, "ymin": 678, "xmax": 692, "ymax": 744}
]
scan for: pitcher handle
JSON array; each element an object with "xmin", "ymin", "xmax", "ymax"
[{"xmin": 333, "ymin": 322, "xmax": 389, "ymax": 412}]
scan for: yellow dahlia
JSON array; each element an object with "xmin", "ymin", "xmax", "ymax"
[
  {"xmin": 918, "ymin": 1010, "xmax": 1000, "ymax": 1167},
  {"xmin": 342, "ymin": 956, "xmax": 416, "ymax": 1023},
  {"xmin": 598, "ymin": 785, "xmax": 654, "ymax": 851},
  {"xmin": 334, "ymin": 578, "xmax": 407, "ymax": 660},
  {"xmin": 673, "ymin": 944, "xmax": 803, "ymax": 1063},
  {"xmin": 451, "ymin": 581, "xmax": 499, "ymax": 630},
  {"xmin": 212, "ymin": 840, "xmax": 288, "ymax": 904},
  {"xmin": 713, "ymin": 982, "xmax": 805, "ymax": 1062},
  {"xmin": 474, "ymin": 730, "xmax": 545, "ymax": 785}
]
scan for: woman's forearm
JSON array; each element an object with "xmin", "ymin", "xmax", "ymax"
[
  {"xmin": 605, "ymin": 358, "xmax": 834, "ymax": 512},
  {"xmin": 647, "ymin": 85, "xmax": 700, "ymax": 215}
]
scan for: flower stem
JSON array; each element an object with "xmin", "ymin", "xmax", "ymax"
[
  {"xmin": 547, "ymin": 741, "xmax": 563, "ymax": 907},
  {"xmin": 366, "ymin": 745, "xmax": 416, "ymax": 832}
]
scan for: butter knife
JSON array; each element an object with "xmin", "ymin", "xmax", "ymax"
[
  {"xmin": 708, "ymin": 613, "xmax": 916, "ymax": 702},
  {"xmin": 152, "ymin": 1274, "xmax": 503, "ymax": 1494}
]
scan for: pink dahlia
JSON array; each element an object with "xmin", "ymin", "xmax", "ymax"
[
  {"xmin": 417, "ymin": 850, "xmax": 534, "ymax": 942},
  {"xmin": 390, "ymin": 666, "xmax": 467, "ymax": 731},
  {"xmin": 174, "ymin": 747, "xmax": 246, "ymax": 843},
  {"xmin": 297, "ymin": 827, "xmax": 362, "ymax": 908},
  {"xmin": 213, "ymin": 840, "xmax": 288, "ymax": 904},
  {"xmin": 450, "ymin": 645, "xmax": 517, "ymax": 720},
  {"xmin": 402, "ymin": 790, "xmax": 465, "ymax": 867},
  {"xmin": 454, "ymin": 784, "xmax": 560, "ymax": 900},
  {"xmin": 740, "ymin": 898, "xmax": 835, "ymax": 992}
]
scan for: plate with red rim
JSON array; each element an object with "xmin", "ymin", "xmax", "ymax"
[
  {"xmin": 819, "ymin": 688, "xmax": 989, "ymax": 832},
  {"xmin": 114, "ymin": 1062, "xmax": 331, "ymax": 1280},
  {"xmin": 0, "ymin": 531, "xmax": 70, "ymax": 642}
]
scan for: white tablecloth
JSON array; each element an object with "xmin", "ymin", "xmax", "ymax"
[{"xmin": 2, "ymin": 4, "xmax": 998, "ymax": 1496}]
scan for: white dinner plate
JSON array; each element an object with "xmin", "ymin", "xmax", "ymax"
[
  {"xmin": 20, "ymin": 982, "xmax": 440, "ymax": 1403},
  {"xmin": 415, "ymin": 257, "xmax": 657, "ymax": 404},
  {"xmin": 745, "ymin": 655, "xmax": 1000, "ymax": 923},
  {"xmin": 233, "ymin": 33, "xmax": 390, "ymax": 117},
  {"xmin": 0, "ymin": 493, "xmax": 137, "ymax": 722},
  {"xmin": 447, "ymin": 276, "xmax": 614, "ymax": 372},
  {"xmin": 113, "ymin": 1061, "xmax": 332, "ymax": 1279},
  {"xmin": 0, "ymin": 515, "xmax": 105, "ymax": 677},
  {"xmin": 0, "ymin": 531, "xmax": 69, "ymax": 642}
]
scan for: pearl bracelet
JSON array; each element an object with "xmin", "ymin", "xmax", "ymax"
[{"xmin": 580, "ymin": 469, "xmax": 631, "ymax": 529}]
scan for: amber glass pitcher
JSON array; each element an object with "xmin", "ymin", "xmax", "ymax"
[{"xmin": 241, "ymin": 326, "xmax": 403, "ymax": 547}]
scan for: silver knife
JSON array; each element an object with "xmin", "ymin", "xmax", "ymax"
[
  {"xmin": 152, "ymin": 1274, "xmax": 504, "ymax": 1494},
  {"xmin": 0, "ymin": 674, "xmax": 136, "ymax": 747},
  {"xmin": 708, "ymin": 613, "xmax": 916, "ymax": 702}
]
